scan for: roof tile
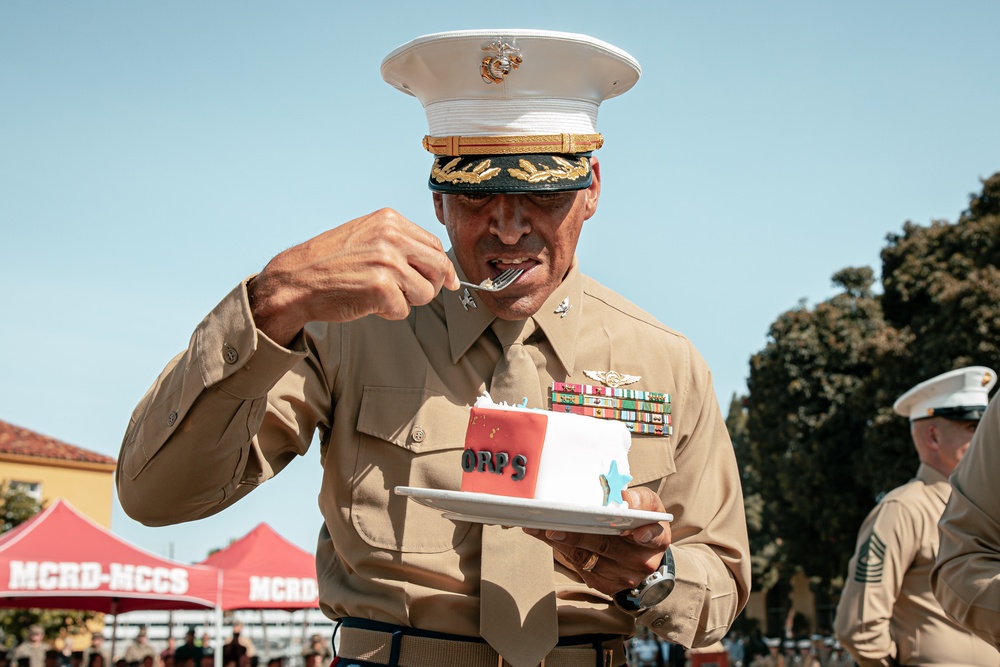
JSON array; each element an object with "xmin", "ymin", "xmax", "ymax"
[{"xmin": 0, "ymin": 420, "xmax": 116, "ymax": 465}]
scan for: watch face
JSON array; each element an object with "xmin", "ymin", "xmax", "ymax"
[
  {"xmin": 639, "ymin": 575, "xmax": 674, "ymax": 607},
  {"xmin": 637, "ymin": 569, "xmax": 675, "ymax": 608}
]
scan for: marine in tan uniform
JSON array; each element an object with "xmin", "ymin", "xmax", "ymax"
[
  {"xmin": 117, "ymin": 30, "xmax": 750, "ymax": 667},
  {"xmin": 12, "ymin": 626, "xmax": 49, "ymax": 667},
  {"xmin": 751, "ymin": 638, "xmax": 786, "ymax": 667},
  {"xmin": 834, "ymin": 367, "xmax": 1000, "ymax": 667},
  {"xmin": 123, "ymin": 629, "xmax": 156, "ymax": 666},
  {"xmin": 932, "ymin": 394, "xmax": 1000, "ymax": 649},
  {"xmin": 792, "ymin": 639, "xmax": 821, "ymax": 667},
  {"xmin": 826, "ymin": 640, "xmax": 854, "ymax": 667},
  {"xmin": 81, "ymin": 634, "xmax": 110, "ymax": 667}
]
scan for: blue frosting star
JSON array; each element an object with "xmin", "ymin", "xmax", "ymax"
[{"xmin": 601, "ymin": 460, "xmax": 633, "ymax": 506}]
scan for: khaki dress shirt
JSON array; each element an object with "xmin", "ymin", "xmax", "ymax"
[
  {"xmin": 118, "ymin": 258, "xmax": 750, "ymax": 649},
  {"xmin": 123, "ymin": 642, "xmax": 157, "ymax": 664},
  {"xmin": 82, "ymin": 647, "xmax": 111, "ymax": 667},
  {"xmin": 12, "ymin": 643, "xmax": 48, "ymax": 667},
  {"xmin": 834, "ymin": 464, "xmax": 999, "ymax": 667},
  {"xmin": 933, "ymin": 397, "xmax": 1000, "ymax": 649},
  {"xmin": 752, "ymin": 654, "xmax": 786, "ymax": 667}
]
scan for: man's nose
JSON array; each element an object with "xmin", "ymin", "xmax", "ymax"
[{"xmin": 488, "ymin": 195, "xmax": 531, "ymax": 244}]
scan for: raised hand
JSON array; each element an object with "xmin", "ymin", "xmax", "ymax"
[{"xmin": 248, "ymin": 208, "xmax": 460, "ymax": 346}]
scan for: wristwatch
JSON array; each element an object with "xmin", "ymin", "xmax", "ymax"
[{"xmin": 614, "ymin": 547, "xmax": 675, "ymax": 612}]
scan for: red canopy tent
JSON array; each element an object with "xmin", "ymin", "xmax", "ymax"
[
  {"xmin": 198, "ymin": 523, "xmax": 318, "ymax": 611},
  {"xmin": 0, "ymin": 498, "xmax": 222, "ymax": 659},
  {"xmin": 0, "ymin": 498, "xmax": 220, "ymax": 612}
]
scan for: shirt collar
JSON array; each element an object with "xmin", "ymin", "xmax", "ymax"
[
  {"xmin": 916, "ymin": 463, "xmax": 951, "ymax": 505},
  {"xmin": 445, "ymin": 252, "xmax": 583, "ymax": 375}
]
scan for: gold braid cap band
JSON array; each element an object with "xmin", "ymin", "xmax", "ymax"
[{"xmin": 423, "ymin": 133, "xmax": 604, "ymax": 156}]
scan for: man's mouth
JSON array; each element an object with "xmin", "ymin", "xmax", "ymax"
[{"xmin": 491, "ymin": 257, "xmax": 530, "ymax": 268}]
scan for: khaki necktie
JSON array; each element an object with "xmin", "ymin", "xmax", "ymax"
[{"xmin": 480, "ymin": 317, "xmax": 558, "ymax": 667}]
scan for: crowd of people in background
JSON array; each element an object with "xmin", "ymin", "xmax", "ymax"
[
  {"xmin": 625, "ymin": 629, "xmax": 858, "ymax": 667},
  {"xmin": 0, "ymin": 622, "xmax": 333, "ymax": 667}
]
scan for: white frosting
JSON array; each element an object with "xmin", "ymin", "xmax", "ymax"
[{"xmin": 471, "ymin": 393, "xmax": 632, "ymax": 507}]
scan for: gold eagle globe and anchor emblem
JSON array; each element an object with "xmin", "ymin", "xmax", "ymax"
[
  {"xmin": 583, "ymin": 370, "xmax": 641, "ymax": 389},
  {"xmin": 481, "ymin": 38, "xmax": 522, "ymax": 84}
]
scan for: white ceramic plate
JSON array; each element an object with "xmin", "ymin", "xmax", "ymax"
[{"xmin": 395, "ymin": 487, "xmax": 672, "ymax": 535}]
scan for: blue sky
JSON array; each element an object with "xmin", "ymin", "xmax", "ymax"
[{"xmin": 3, "ymin": 1, "xmax": 999, "ymax": 564}]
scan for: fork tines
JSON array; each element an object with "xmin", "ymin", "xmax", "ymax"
[{"xmin": 489, "ymin": 267, "xmax": 523, "ymax": 289}]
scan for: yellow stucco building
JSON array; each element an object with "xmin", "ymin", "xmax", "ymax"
[{"xmin": 0, "ymin": 420, "xmax": 116, "ymax": 527}]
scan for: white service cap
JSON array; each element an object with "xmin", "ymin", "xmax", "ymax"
[
  {"xmin": 893, "ymin": 366, "xmax": 996, "ymax": 421},
  {"xmin": 380, "ymin": 29, "xmax": 641, "ymax": 194}
]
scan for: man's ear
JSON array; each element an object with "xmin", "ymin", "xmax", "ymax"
[
  {"xmin": 433, "ymin": 192, "xmax": 446, "ymax": 224},
  {"xmin": 583, "ymin": 157, "xmax": 601, "ymax": 220},
  {"xmin": 924, "ymin": 422, "xmax": 943, "ymax": 451}
]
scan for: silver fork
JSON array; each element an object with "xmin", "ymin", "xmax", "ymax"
[{"xmin": 458, "ymin": 267, "xmax": 524, "ymax": 292}]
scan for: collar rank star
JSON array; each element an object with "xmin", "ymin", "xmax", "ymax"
[
  {"xmin": 554, "ymin": 297, "xmax": 572, "ymax": 318},
  {"xmin": 459, "ymin": 288, "xmax": 477, "ymax": 311}
]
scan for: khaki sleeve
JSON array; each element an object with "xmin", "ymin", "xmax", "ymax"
[
  {"xmin": 638, "ymin": 342, "xmax": 751, "ymax": 649},
  {"xmin": 834, "ymin": 498, "xmax": 919, "ymax": 667},
  {"xmin": 117, "ymin": 279, "xmax": 329, "ymax": 525},
  {"xmin": 932, "ymin": 396, "xmax": 1000, "ymax": 648}
]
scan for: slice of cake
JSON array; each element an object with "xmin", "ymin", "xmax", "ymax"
[{"xmin": 460, "ymin": 393, "xmax": 633, "ymax": 508}]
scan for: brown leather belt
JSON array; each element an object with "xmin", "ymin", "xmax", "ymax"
[{"xmin": 337, "ymin": 626, "xmax": 626, "ymax": 667}]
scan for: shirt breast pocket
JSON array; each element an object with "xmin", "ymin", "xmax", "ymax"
[
  {"xmin": 627, "ymin": 435, "xmax": 676, "ymax": 492},
  {"xmin": 351, "ymin": 386, "xmax": 473, "ymax": 553}
]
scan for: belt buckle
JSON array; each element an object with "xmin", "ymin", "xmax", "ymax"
[{"xmin": 603, "ymin": 648, "xmax": 613, "ymax": 667}]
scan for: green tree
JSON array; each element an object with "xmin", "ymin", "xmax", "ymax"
[
  {"xmin": 881, "ymin": 173, "xmax": 1000, "ymax": 371},
  {"xmin": 727, "ymin": 394, "xmax": 779, "ymax": 591},
  {"xmin": 1, "ymin": 484, "xmax": 41, "ymax": 534},
  {"xmin": 742, "ymin": 172, "xmax": 1000, "ymax": 601},
  {"xmin": 746, "ymin": 268, "xmax": 903, "ymax": 592},
  {"xmin": 860, "ymin": 173, "xmax": 1000, "ymax": 497}
]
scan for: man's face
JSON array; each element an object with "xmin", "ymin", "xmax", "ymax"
[{"xmin": 434, "ymin": 158, "xmax": 601, "ymax": 320}]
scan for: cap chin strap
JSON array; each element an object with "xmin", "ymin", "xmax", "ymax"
[{"xmin": 424, "ymin": 132, "xmax": 603, "ymax": 156}]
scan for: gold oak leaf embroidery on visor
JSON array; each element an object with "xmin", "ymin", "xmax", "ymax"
[
  {"xmin": 854, "ymin": 532, "xmax": 887, "ymax": 584},
  {"xmin": 431, "ymin": 158, "xmax": 502, "ymax": 184},
  {"xmin": 508, "ymin": 156, "xmax": 590, "ymax": 183}
]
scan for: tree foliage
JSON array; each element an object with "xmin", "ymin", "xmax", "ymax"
[
  {"xmin": 1, "ymin": 484, "xmax": 41, "ymax": 534},
  {"xmin": 740, "ymin": 173, "xmax": 1000, "ymax": 595},
  {"xmin": 727, "ymin": 394, "xmax": 780, "ymax": 591},
  {"xmin": 746, "ymin": 267, "xmax": 902, "ymax": 588}
]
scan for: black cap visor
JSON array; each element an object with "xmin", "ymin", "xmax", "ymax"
[{"xmin": 914, "ymin": 405, "xmax": 988, "ymax": 422}]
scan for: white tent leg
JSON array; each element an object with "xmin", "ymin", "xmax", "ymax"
[{"xmin": 214, "ymin": 607, "xmax": 223, "ymax": 667}]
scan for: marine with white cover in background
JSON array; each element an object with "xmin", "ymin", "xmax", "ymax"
[{"xmin": 835, "ymin": 366, "xmax": 1000, "ymax": 667}]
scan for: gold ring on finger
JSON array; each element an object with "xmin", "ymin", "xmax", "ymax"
[{"xmin": 581, "ymin": 552, "xmax": 599, "ymax": 572}]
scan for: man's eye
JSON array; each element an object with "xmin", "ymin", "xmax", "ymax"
[
  {"xmin": 531, "ymin": 192, "xmax": 570, "ymax": 205},
  {"xmin": 460, "ymin": 193, "xmax": 491, "ymax": 202}
]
